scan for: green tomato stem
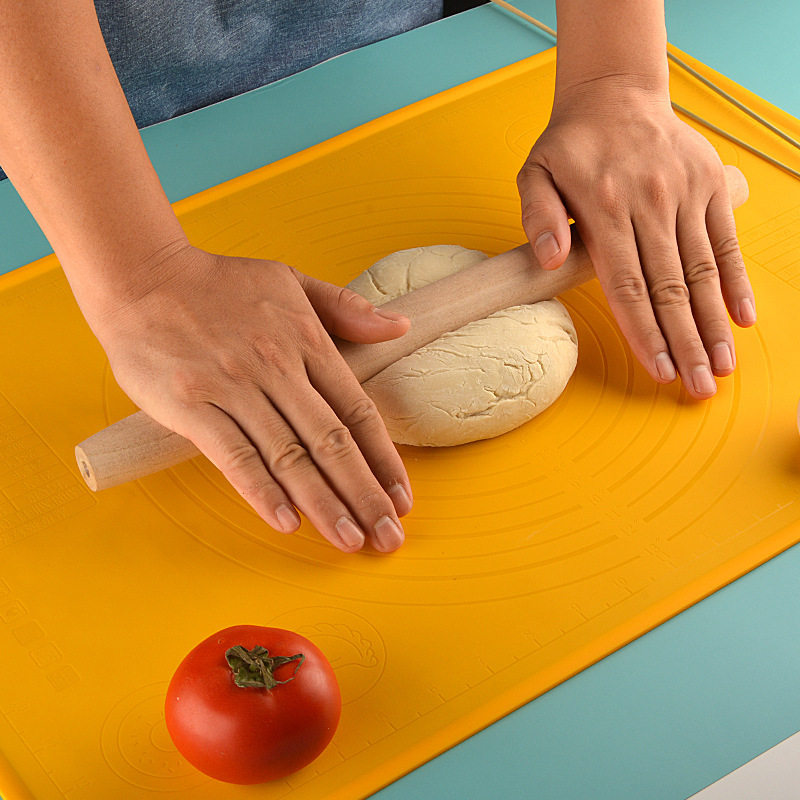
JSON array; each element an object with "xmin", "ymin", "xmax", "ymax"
[{"xmin": 225, "ymin": 645, "xmax": 305, "ymax": 689}]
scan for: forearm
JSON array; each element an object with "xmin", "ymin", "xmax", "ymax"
[
  {"xmin": 554, "ymin": 0, "xmax": 669, "ymax": 103},
  {"xmin": 0, "ymin": 0, "xmax": 188, "ymax": 327}
]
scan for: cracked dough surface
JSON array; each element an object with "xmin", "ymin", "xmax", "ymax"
[{"xmin": 347, "ymin": 245, "xmax": 578, "ymax": 447}]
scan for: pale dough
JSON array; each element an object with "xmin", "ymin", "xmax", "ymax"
[{"xmin": 347, "ymin": 245, "xmax": 578, "ymax": 447}]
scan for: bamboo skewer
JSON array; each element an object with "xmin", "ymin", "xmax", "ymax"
[{"xmin": 488, "ymin": 0, "xmax": 800, "ymax": 180}]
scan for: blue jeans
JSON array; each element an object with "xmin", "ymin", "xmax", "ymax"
[{"xmin": 0, "ymin": 1, "xmax": 442, "ymax": 180}]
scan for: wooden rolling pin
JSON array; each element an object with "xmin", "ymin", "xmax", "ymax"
[{"xmin": 75, "ymin": 165, "xmax": 748, "ymax": 491}]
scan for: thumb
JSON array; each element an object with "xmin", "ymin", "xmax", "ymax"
[
  {"xmin": 516, "ymin": 160, "xmax": 572, "ymax": 270},
  {"xmin": 295, "ymin": 271, "xmax": 411, "ymax": 344}
]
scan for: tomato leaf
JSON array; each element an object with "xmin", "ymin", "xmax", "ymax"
[{"xmin": 225, "ymin": 645, "xmax": 305, "ymax": 689}]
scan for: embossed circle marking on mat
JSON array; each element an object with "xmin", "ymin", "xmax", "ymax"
[
  {"xmin": 267, "ymin": 175, "xmax": 524, "ymax": 284},
  {"xmin": 504, "ymin": 110, "xmax": 551, "ymax": 159},
  {"xmin": 102, "ymin": 273, "xmax": 771, "ymax": 605},
  {"xmin": 100, "ymin": 683, "xmax": 208, "ymax": 790},
  {"xmin": 269, "ymin": 607, "xmax": 386, "ymax": 704},
  {"xmin": 101, "ymin": 303, "xmax": 770, "ymax": 602}
]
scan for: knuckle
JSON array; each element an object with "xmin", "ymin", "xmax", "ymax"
[
  {"xmin": 607, "ymin": 269, "xmax": 649, "ymax": 303},
  {"xmin": 250, "ymin": 332, "xmax": 285, "ymax": 365},
  {"xmin": 343, "ymin": 395, "xmax": 381, "ymax": 429},
  {"xmin": 355, "ymin": 485, "xmax": 391, "ymax": 513},
  {"xmin": 315, "ymin": 425, "xmax": 355, "ymax": 461},
  {"xmin": 270, "ymin": 439, "xmax": 309, "ymax": 473},
  {"xmin": 264, "ymin": 259, "xmax": 297, "ymax": 286},
  {"xmin": 310, "ymin": 494, "xmax": 342, "ymax": 522},
  {"xmin": 516, "ymin": 160, "xmax": 543, "ymax": 187},
  {"xmin": 641, "ymin": 330, "xmax": 669, "ymax": 354},
  {"xmin": 679, "ymin": 341, "xmax": 711, "ymax": 366},
  {"xmin": 337, "ymin": 286, "xmax": 367, "ymax": 312},
  {"xmin": 237, "ymin": 475, "xmax": 276, "ymax": 502},
  {"xmin": 218, "ymin": 440, "xmax": 263, "ymax": 476},
  {"xmin": 700, "ymin": 156, "xmax": 725, "ymax": 185},
  {"xmin": 170, "ymin": 368, "xmax": 212, "ymax": 404},
  {"xmin": 249, "ymin": 331, "xmax": 303, "ymax": 374},
  {"xmin": 705, "ymin": 328, "xmax": 734, "ymax": 350},
  {"xmin": 596, "ymin": 176, "xmax": 626, "ymax": 217},
  {"xmin": 682, "ymin": 256, "xmax": 719, "ymax": 286},
  {"xmin": 649, "ymin": 277, "xmax": 691, "ymax": 307},
  {"xmin": 294, "ymin": 314, "xmax": 327, "ymax": 348},
  {"xmin": 216, "ymin": 352, "xmax": 255, "ymax": 385},
  {"xmin": 643, "ymin": 173, "xmax": 672, "ymax": 210},
  {"xmin": 712, "ymin": 234, "xmax": 743, "ymax": 266},
  {"xmin": 520, "ymin": 197, "xmax": 555, "ymax": 227}
]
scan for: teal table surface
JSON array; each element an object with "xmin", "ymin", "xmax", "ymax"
[{"xmin": 2, "ymin": 3, "xmax": 800, "ymax": 799}]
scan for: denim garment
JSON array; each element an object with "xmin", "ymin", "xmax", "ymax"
[
  {"xmin": 95, "ymin": 0, "xmax": 442, "ymax": 128},
  {"xmin": 0, "ymin": 1, "xmax": 441, "ymax": 180}
]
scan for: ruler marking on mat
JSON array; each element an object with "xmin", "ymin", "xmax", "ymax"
[{"xmin": 0, "ymin": 391, "xmax": 95, "ymax": 549}]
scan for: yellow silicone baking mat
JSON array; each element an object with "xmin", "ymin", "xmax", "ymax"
[{"xmin": 1, "ymin": 45, "xmax": 800, "ymax": 799}]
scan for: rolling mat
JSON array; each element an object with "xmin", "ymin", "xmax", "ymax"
[{"xmin": 1, "ymin": 45, "xmax": 800, "ymax": 800}]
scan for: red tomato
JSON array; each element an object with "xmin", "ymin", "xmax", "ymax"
[{"xmin": 165, "ymin": 625, "xmax": 341, "ymax": 784}]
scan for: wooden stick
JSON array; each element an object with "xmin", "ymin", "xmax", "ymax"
[
  {"xmin": 666, "ymin": 51, "xmax": 800, "ymax": 154},
  {"xmin": 489, "ymin": 0, "xmax": 557, "ymax": 37},
  {"xmin": 672, "ymin": 104, "xmax": 800, "ymax": 181},
  {"xmin": 75, "ymin": 165, "xmax": 748, "ymax": 491}
]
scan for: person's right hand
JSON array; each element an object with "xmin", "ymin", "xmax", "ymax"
[
  {"xmin": 0, "ymin": 0, "xmax": 412, "ymax": 554},
  {"xmin": 88, "ymin": 244, "xmax": 414, "ymax": 554}
]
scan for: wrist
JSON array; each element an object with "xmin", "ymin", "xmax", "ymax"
[
  {"xmin": 553, "ymin": 0, "xmax": 670, "ymax": 112},
  {"xmin": 551, "ymin": 74, "xmax": 671, "ymax": 118},
  {"xmin": 74, "ymin": 235, "xmax": 199, "ymax": 338}
]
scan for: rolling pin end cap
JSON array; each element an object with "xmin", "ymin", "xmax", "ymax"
[
  {"xmin": 724, "ymin": 164, "xmax": 748, "ymax": 206},
  {"xmin": 75, "ymin": 445, "xmax": 98, "ymax": 492}
]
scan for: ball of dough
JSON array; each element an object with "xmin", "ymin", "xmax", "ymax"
[
  {"xmin": 346, "ymin": 244, "xmax": 488, "ymax": 305},
  {"xmin": 347, "ymin": 245, "xmax": 578, "ymax": 447}
]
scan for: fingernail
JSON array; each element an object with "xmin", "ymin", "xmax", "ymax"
[
  {"xmin": 388, "ymin": 483, "xmax": 413, "ymax": 516},
  {"xmin": 276, "ymin": 504, "xmax": 301, "ymax": 533},
  {"xmin": 739, "ymin": 298, "xmax": 757, "ymax": 325},
  {"xmin": 655, "ymin": 352, "xmax": 677, "ymax": 382},
  {"xmin": 534, "ymin": 231, "xmax": 560, "ymax": 267},
  {"xmin": 335, "ymin": 517, "xmax": 365, "ymax": 549},
  {"xmin": 692, "ymin": 365, "xmax": 717, "ymax": 396},
  {"xmin": 711, "ymin": 342, "xmax": 735, "ymax": 372},
  {"xmin": 373, "ymin": 307, "xmax": 406, "ymax": 323},
  {"xmin": 374, "ymin": 516, "xmax": 404, "ymax": 552}
]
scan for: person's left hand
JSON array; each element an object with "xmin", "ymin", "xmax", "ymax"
[{"xmin": 516, "ymin": 84, "xmax": 756, "ymax": 399}]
